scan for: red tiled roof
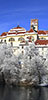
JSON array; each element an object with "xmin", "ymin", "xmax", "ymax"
[
  {"xmin": 13, "ymin": 26, "xmax": 22, "ymax": 29},
  {"xmin": 31, "ymin": 19, "xmax": 38, "ymax": 22},
  {"xmin": 27, "ymin": 29, "xmax": 34, "ymax": 33},
  {"xmin": 16, "ymin": 32, "xmax": 26, "ymax": 34},
  {"xmin": 8, "ymin": 33, "xmax": 16, "ymax": 35},
  {"xmin": 45, "ymin": 31, "xmax": 48, "ymax": 34},
  {"xmin": 1, "ymin": 32, "xmax": 7, "ymax": 36},
  {"xmin": 12, "ymin": 26, "xmax": 26, "ymax": 31},
  {"xmin": 9, "ymin": 26, "xmax": 26, "ymax": 33},
  {"xmin": 35, "ymin": 40, "xmax": 48, "ymax": 45},
  {"xmin": 38, "ymin": 30, "xmax": 46, "ymax": 35}
]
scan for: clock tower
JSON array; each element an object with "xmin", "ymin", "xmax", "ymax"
[{"xmin": 31, "ymin": 19, "xmax": 38, "ymax": 31}]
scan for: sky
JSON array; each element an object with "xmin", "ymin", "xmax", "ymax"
[{"xmin": 0, "ymin": 0, "xmax": 48, "ymax": 34}]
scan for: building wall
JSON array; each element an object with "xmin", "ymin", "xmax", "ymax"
[
  {"xmin": 0, "ymin": 32, "xmax": 37, "ymax": 46},
  {"xmin": 39, "ymin": 36, "xmax": 48, "ymax": 40}
]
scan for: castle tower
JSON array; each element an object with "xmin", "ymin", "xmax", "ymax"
[{"xmin": 31, "ymin": 19, "xmax": 38, "ymax": 31}]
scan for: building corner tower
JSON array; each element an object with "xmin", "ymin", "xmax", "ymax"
[{"xmin": 31, "ymin": 19, "xmax": 38, "ymax": 31}]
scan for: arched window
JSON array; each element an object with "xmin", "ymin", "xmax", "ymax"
[
  {"xmin": 18, "ymin": 37, "xmax": 25, "ymax": 41},
  {"xmin": 9, "ymin": 38, "xmax": 15, "ymax": 42}
]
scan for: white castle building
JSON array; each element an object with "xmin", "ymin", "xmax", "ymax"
[{"xmin": 0, "ymin": 19, "xmax": 48, "ymax": 57}]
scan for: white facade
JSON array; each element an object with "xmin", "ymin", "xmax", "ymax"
[
  {"xmin": 0, "ymin": 24, "xmax": 48, "ymax": 58},
  {"xmin": 0, "ymin": 26, "xmax": 37, "ymax": 47}
]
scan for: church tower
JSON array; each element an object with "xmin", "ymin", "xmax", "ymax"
[{"xmin": 31, "ymin": 19, "xmax": 38, "ymax": 31}]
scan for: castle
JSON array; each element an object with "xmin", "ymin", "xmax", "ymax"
[{"xmin": 0, "ymin": 19, "xmax": 48, "ymax": 57}]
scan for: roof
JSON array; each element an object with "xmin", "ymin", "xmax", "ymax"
[
  {"xmin": 16, "ymin": 32, "xmax": 26, "ymax": 35},
  {"xmin": 31, "ymin": 19, "xmax": 38, "ymax": 22},
  {"xmin": 1, "ymin": 26, "xmax": 26, "ymax": 36},
  {"xmin": 45, "ymin": 31, "xmax": 48, "ymax": 34},
  {"xmin": 8, "ymin": 25, "xmax": 26, "ymax": 35},
  {"xmin": 1, "ymin": 32, "xmax": 7, "ymax": 36},
  {"xmin": 35, "ymin": 40, "xmax": 48, "ymax": 45},
  {"xmin": 27, "ymin": 29, "xmax": 34, "ymax": 33},
  {"xmin": 12, "ymin": 26, "xmax": 23, "ymax": 29},
  {"xmin": 8, "ymin": 33, "xmax": 16, "ymax": 35},
  {"xmin": 11, "ymin": 25, "xmax": 26, "ymax": 30},
  {"xmin": 38, "ymin": 30, "xmax": 46, "ymax": 35}
]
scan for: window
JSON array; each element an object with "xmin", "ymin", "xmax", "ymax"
[
  {"xmin": 9, "ymin": 38, "xmax": 15, "ymax": 41},
  {"xmin": 4, "ymin": 40, "xmax": 6, "ymax": 43},
  {"xmin": 41, "ymin": 37, "xmax": 46, "ymax": 40},
  {"xmin": 27, "ymin": 36, "xmax": 34, "ymax": 42},
  {"xmin": 22, "ymin": 46, "xmax": 24, "ymax": 49},
  {"xmin": 18, "ymin": 37, "xmax": 25, "ymax": 42}
]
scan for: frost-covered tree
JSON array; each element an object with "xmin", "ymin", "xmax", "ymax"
[
  {"xmin": 1, "ymin": 55, "xmax": 19, "ymax": 85},
  {"xmin": 29, "ymin": 42, "xmax": 39, "ymax": 59},
  {"xmin": 19, "ymin": 42, "xmax": 45, "ymax": 85},
  {"xmin": 0, "ymin": 42, "xmax": 47, "ymax": 86},
  {"xmin": 45, "ymin": 48, "xmax": 48, "ymax": 59},
  {"xmin": 43, "ymin": 51, "xmax": 48, "ymax": 84},
  {"xmin": 0, "ymin": 43, "xmax": 19, "ymax": 85}
]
